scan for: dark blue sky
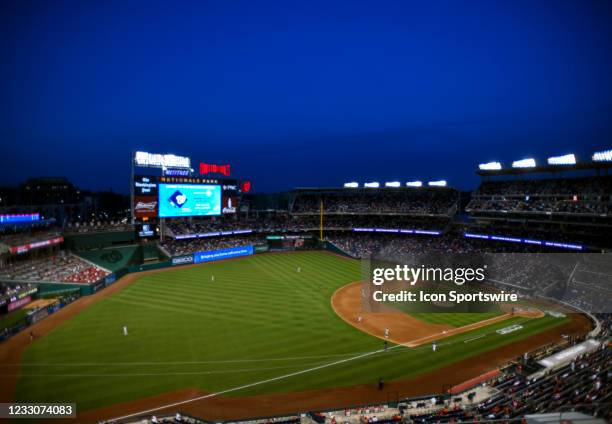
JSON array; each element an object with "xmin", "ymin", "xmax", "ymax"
[{"xmin": 1, "ymin": 0, "xmax": 611, "ymax": 193}]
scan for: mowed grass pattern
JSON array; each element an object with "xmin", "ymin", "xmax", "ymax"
[
  {"xmin": 412, "ymin": 312, "xmax": 500, "ymax": 327},
  {"xmin": 13, "ymin": 252, "xmax": 568, "ymax": 412}
]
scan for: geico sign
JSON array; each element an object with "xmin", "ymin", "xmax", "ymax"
[{"xmin": 172, "ymin": 255, "xmax": 194, "ymax": 265}]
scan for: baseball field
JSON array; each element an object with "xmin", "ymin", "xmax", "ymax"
[{"xmin": 0, "ymin": 251, "xmax": 592, "ymax": 422}]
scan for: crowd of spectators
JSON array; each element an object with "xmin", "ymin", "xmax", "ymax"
[
  {"xmin": 474, "ymin": 177, "xmax": 612, "ymax": 197},
  {"xmin": 478, "ymin": 345, "xmax": 610, "ymax": 421},
  {"xmin": 161, "ymin": 235, "xmax": 266, "ymax": 256},
  {"xmin": 0, "ymin": 229, "xmax": 62, "ymax": 251},
  {"xmin": 0, "ymin": 252, "xmax": 109, "ymax": 284},
  {"xmin": 467, "ymin": 176, "xmax": 612, "ymax": 216},
  {"xmin": 64, "ymin": 220, "xmax": 133, "ymax": 234},
  {"xmin": 467, "ymin": 198, "xmax": 611, "ymax": 215},
  {"xmin": 407, "ymin": 343, "xmax": 611, "ymax": 423},
  {"xmin": 327, "ymin": 233, "xmax": 557, "ymax": 259},
  {"xmin": 0, "ymin": 282, "xmax": 35, "ymax": 301},
  {"xmin": 292, "ymin": 189, "xmax": 458, "ymax": 215},
  {"xmin": 166, "ymin": 215, "xmax": 449, "ymax": 239}
]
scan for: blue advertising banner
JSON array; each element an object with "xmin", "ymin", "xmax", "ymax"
[
  {"xmin": 193, "ymin": 245, "xmax": 254, "ymax": 264},
  {"xmin": 104, "ymin": 274, "xmax": 117, "ymax": 286}
]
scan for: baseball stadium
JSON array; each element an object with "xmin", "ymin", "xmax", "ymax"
[
  {"xmin": 2, "ymin": 2, "xmax": 612, "ymax": 423},
  {"xmin": 0, "ymin": 148, "xmax": 610, "ymax": 424}
]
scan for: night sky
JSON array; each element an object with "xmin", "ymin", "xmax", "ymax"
[{"xmin": 1, "ymin": 0, "xmax": 611, "ymax": 193}]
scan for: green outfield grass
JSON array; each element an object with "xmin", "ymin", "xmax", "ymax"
[{"xmin": 13, "ymin": 251, "xmax": 569, "ymax": 412}]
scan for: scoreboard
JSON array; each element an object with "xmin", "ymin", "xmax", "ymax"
[{"xmin": 133, "ymin": 175, "xmax": 240, "ymax": 219}]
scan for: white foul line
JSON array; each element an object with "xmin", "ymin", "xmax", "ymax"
[
  {"xmin": 463, "ymin": 335, "xmax": 485, "ymax": 343},
  {"xmin": 108, "ymin": 344, "xmax": 401, "ymax": 422}
]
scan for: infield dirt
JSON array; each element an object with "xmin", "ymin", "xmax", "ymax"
[{"xmin": 331, "ymin": 281, "xmax": 545, "ymax": 347}]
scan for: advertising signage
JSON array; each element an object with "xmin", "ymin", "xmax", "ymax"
[
  {"xmin": 193, "ymin": 245, "xmax": 254, "ymax": 264},
  {"xmin": 134, "ymin": 196, "xmax": 158, "ymax": 218},
  {"xmin": 8, "ymin": 295, "xmax": 31, "ymax": 312},
  {"xmin": 158, "ymin": 183, "xmax": 221, "ymax": 217},
  {"xmin": 10, "ymin": 236, "xmax": 64, "ymax": 254},
  {"xmin": 137, "ymin": 223, "xmax": 156, "ymax": 238},
  {"xmin": 172, "ymin": 254, "xmax": 194, "ymax": 266},
  {"xmin": 134, "ymin": 151, "xmax": 191, "ymax": 169},
  {"xmin": 0, "ymin": 213, "xmax": 40, "ymax": 224},
  {"xmin": 200, "ymin": 162, "xmax": 231, "ymax": 176},
  {"xmin": 134, "ymin": 175, "xmax": 158, "ymax": 195},
  {"xmin": 159, "ymin": 176, "xmax": 220, "ymax": 185}
]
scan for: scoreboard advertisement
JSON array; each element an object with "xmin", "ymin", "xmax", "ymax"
[
  {"xmin": 221, "ymin": 181, "xmax": 239, "ymax": 214},
  {"xmin": 158, "ymin": 183, "xmax": 221, "ymax": 217},
  {"xmin": 133, "ymin": 175, "xmax": 159, "ymax": 218}
]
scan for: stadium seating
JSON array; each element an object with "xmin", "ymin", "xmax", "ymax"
[
  {"xmin": 0, "ymin": 252, "xmax": 110, "ymax": 284},
  {"xmin": 161, "ymin": 235, "xmax": 265, "ymax": 256},
  {"xmin": 467, "ymin": 176, "xmax": 612, "ymax": 216},
  {"xmin": 292, "ymin": 188, "xmax": 458, "ymax": 215}
]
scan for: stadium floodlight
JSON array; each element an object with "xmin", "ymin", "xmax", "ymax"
[
  {"xmin": 384, "ymin": 181, "xmax": 401, "ymax": 188},
  {"xmin": 343, "ymin": 182, "xmax": 359, "ymax": 188},
  {"xmin": 428, "ymin": 180, "xmax": 447, "ymax": 187},
  {"xmin": 406, "ymin": 181, "xmax": 423, "ymax": 187},
  {"xmin": 547, "ymin": 154, "xmax": 576, "ymax": 166},
  {"xmin": 592, "ymin": 149, "xmax": 612, "ymax": 162},
  {"xmin": 512, "ymin": 158, "xmax": 536, "ymax": 168},
  {"xmin": 364, "ymin": 182, "xmax": 380, "ymax": 188},
  {"xmin": 478, "ymin": 161, "xmax": 502, "ymax": 171}
]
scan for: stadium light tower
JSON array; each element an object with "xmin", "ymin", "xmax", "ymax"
[
  {"xmin": 478, "ymin": 161, "xmax": 502, "ymax": 170},
  {"xmin": 512, "ymin": 158, "xmax": 536, "ymax": 168},
  {"xmin": 592, "ymin": 149, "xmax": 612, "ymax": 162},
  {"xmin": 343, "ymin": 182, "xmax": 359, "ymax": 188},
  {"xmin": 406, "ymin": 181, "xmax": 423, "ymax": 187},
  {"xmin": 384, "ymin": 181, "xmax": 401, "ymax": 187},
  {"xmin": 364, "ymin": 182, "xmax": 380, "ymax": 188},
  {"xmin": 428, "ymin": 180, "xmax": 447, "ymax": 187},
  {"xmin": 547, "ymin": 154, "xmax": 576, "ymax": 166}
]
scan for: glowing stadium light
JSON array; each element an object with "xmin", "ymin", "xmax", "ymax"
[
  {"xmin": 547, "ymin": 154, "xmax": 576, "ymax": 166},
  {"xmin": 512, "ymin": 158, "xmax": 536, "ymax": 168},
  {"xmin": 592, "ymin": 149, "xmax": 612, "ymax": 162},
  {"xmin": 478, "ymin": 161, "xmax": 502, "ymax": 171},
  {"xmin": 406, "ymin": 181, "xmax": 423, "ymax": 187},
  {"xmin": 343, "ymin": 182, "xmax": 359, "ymax": 188},
  {"xmin": 428, "ymin": 180, "xmax": 447, "ymax": 187},
  {"xmin": 364, "ymin": 182, "xmax": 380, "ymax": 188},
  {"xmin": 384, "ymin": 181, "xmax": 401, "ymax": 188}
]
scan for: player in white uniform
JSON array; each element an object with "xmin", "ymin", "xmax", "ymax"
[
  {"xmin": 432, "ymin": 341, "xmax": 437, "ymax": 352},
  {"xmin": 384, "ymin": 328, "xmax": 390, "ymax": 338},
  {"xmin": 123, "ymin": 326, "xmax": 128, "ymax": 336}
]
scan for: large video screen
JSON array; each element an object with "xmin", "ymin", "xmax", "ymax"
[{"xmin": 158, "ymin": 183, "xmax": 221, "ymax": 217}]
